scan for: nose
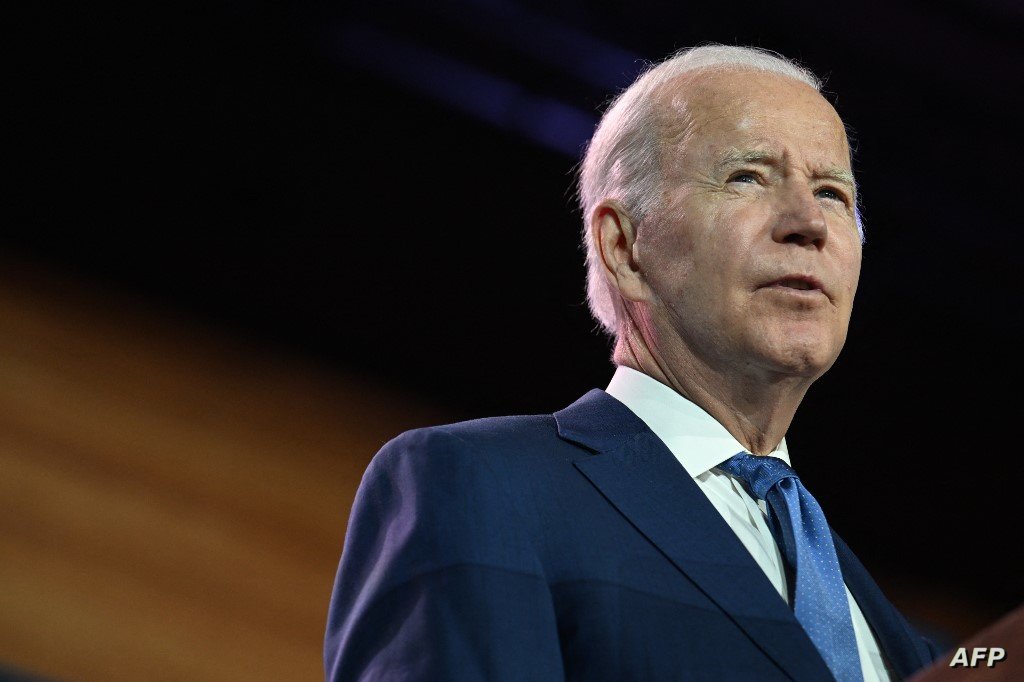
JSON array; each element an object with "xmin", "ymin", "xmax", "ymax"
[{"xmin": 771, "ymin": 183, "xmax": 828, "ymax": 248}]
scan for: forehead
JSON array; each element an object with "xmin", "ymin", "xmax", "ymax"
[{"xmin": 655, "ymin": 69, "xmax": 851, "ymax": 169}]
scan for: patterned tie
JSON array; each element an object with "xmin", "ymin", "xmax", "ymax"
[{"xmin": 718, "ymin": 453, "xmax": 864, "ymax": 682}]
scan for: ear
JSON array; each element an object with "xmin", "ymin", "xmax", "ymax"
[{"xmin": 591, "ymin": 201, "xmax": 647, "ymax": 303}]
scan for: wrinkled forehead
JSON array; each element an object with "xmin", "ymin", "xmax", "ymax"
[{"xmin": 652, "ymin": 68, "xmax": 851, "ymax": 167}]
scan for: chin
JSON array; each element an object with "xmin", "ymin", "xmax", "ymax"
[
  {"xmin": 770, "ymin": 348, "xmax": 837, "ymax": 378},
  {"xmin": 754, "ymin": 329, "xmax": 844, "ymax": 379}
]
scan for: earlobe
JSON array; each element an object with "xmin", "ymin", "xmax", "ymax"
[{"xmin": 592, "ymin": 202, "xmax": 646, "ymax": 303}]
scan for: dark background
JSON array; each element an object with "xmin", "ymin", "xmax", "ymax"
[{"xmin": 11, "ymin": 0, "xmax": 1022, "ymax": 619}]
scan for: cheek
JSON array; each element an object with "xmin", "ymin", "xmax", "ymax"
[
  {"xmin": 638, "ymin": 219, "xmax": 697, "ymax": 287},
  {"xmin": 642, "ymin": 201, "xmax": 753, "ymax": 308},
  {"xmin": 837, "ymin": 243, "xmax": 863, "ymax": 300}
]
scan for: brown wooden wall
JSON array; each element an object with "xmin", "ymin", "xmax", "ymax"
[{"xmin": 0, "ymin": 255, "xmax": 449, "ymax": 681}]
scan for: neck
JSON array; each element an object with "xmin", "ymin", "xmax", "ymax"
[{"xmin": 613, "ymin": 321, "xmax": 812, "ymax": 455}]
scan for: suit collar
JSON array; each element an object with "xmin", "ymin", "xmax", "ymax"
[
  {"xmin": 556, "ymin": 390, "xmax": 932, "ymax": 679},
  {"xmin": 555, "ymin": 390, "xmax": 832, "ymax": 681}
]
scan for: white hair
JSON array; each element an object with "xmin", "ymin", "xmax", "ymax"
[{"xmin": 578, "ymin": 44, "xmax": 861, "ymax": 337}]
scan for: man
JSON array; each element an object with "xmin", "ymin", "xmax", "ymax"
[{"xmin": 325, "ymin": 45, "xmax": 939, "ymax": 680}]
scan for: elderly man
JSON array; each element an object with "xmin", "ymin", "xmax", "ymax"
[{"xmin": 325, "ymin": 45, "xmax": 939, "ymax": 681}]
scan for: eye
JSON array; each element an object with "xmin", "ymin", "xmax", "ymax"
[
  {"xmin": 815, "ymin": 186, "xmax": 849, "ymax": 204},
  {"xmin": 727, "ymin": 171, "xmax": 760, "ymax": 184}
]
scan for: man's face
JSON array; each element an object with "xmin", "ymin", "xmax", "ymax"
[{"xmin": 635, "ymin": 69, "xmax": 862, "ymax": 381}]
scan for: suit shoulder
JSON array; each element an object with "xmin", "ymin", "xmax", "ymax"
[
  {"xmin": 385, "ymin": 413, "xmax": 557, "ymax": 455},
  {"xmin": 367, "ymin": 412, "xmax": 568, "ymax": 483},
  {"xmin": 351, "ymin": 414, "xmax": 565, "ymax": 560}
]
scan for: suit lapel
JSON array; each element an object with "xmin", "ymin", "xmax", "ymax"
[
  {"xmin": 556, "ymin": 390, "xmax": 833, "ymax": 681},
  {"xmin": 833, "ymin": 531, "xmax": 934, "ymax": 677}
]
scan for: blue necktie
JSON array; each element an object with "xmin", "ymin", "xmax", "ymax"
[{"xmin": 718, "ymin": 453, "xmax": 864, "ymax": 682}]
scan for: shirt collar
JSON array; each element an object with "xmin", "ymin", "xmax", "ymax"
[{"xmin": 605, "ymin": 365, "xmax": 791, "ymax": 479}]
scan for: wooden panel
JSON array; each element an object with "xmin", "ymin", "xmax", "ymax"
[{"xmin": 0, "ymin": 255, "xmax": 451, "ymax": 681}]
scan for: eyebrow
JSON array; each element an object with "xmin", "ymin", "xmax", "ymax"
[
  {"xmin": 817, "ymin": 166, "xmax": 857, "ymax": 195},
  {"xmin": 714, "ymin": 148, "xmax": 857, "ymax": 195},
  {"xmin": 714, "ymin": 149, "xmax": 775, "ymax": 176}
]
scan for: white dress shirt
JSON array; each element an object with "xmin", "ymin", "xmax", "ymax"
[{"xmin": 606, "ymin": 365, "xmax": 892, "ymax": 681}]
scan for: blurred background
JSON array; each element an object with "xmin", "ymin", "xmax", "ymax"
[{"xmin": 7, "ymin": 0, "xmax": 1022, "ymax": 679}]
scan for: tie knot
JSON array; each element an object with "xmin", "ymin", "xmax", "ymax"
[{"xmin": 717, "ymin": 452, "xmax": 798, "ymax": 500}]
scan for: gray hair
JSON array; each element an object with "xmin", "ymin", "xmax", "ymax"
[{"xmin": 578, "ymin": 44, "xmax": 860, "ymax": 337}]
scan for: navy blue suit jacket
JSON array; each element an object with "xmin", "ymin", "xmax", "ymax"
[{"xmin": 325, "ymin": 390, "xmax": 937, "ymax": 680}]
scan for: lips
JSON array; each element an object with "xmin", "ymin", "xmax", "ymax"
[{"xmin": 760, "ymin": 274, "xmax": 829, "ymax": 299}]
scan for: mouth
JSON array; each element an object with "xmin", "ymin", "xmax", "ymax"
[{"xmin": 761, "ymin": 275, "xmax": 829, "ymax": 299}]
